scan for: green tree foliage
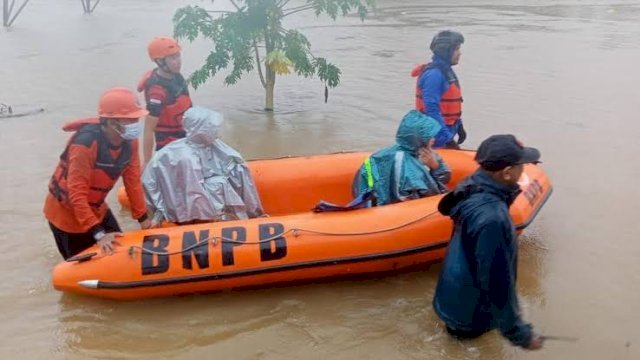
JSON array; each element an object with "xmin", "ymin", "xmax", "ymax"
[{"xmin": 174, "ymin": 0, "xmax": 375, "ymax": 111}]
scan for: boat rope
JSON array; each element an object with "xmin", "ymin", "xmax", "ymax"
[{"xmin": 126, "ymin": 209, "xmax": 441, "ymax": 257}]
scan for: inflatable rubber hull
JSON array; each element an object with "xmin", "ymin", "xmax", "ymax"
[{"xmin": 52, "ymin": 151, "xmax": 552, "ymax": 300}]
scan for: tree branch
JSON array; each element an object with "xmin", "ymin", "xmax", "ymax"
[
  {"xmin": 263, "ymin": 26, "xmax": 275, "ymax": 84},
  {"xmin": 254, "ymin": 40, "xmax": 267, "ymax": 88},
  {"xmin": 90, "ymin": 0, "xmax": 101, "ymax": 12},
  {"xmin": 277, "ymin": 0, "xmax": 291, "ymax": 9},
  {"xmin": 229, "ymin": 0, "xmax": 241, "ymax": 10},
  {"xmin": 283, "ymin": 4, "xmax": 314, "ymax": 17},
  {"xmin": 206, "ymin": 10, "xmax": 234, "ymax": 14},
  {"xmin": 8, "ymin": 0, "xmax": 30, "ymax": 26}
]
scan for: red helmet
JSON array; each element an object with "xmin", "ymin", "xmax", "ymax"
[
  {"xmin": 98, "ymin": 87, "xmax": 148, "ymax": 119},
  {"xmin": 148, "ymin": 36, "xmax": 181, "ymax": 61}
]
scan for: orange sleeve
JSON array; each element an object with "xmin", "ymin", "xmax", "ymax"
[
  {"xmin": 122, "ymin": 140, "xmax": 148, "ymax": 220},
  {"xmin": 66, "ymin": 143, "xmax": 102, "ymax": 231}
]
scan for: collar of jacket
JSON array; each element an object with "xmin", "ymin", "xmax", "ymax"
[
  {"xmin": 431, "ymin": 54, "xmax": 452, "ymax": 68},
  {"xmin": 470, "ymin": 169, "xmax": 522, "ymax": 205}
]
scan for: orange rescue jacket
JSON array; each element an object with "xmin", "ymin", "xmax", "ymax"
[
  {"xmin": 138, "ymin": 70, "xmax": 192, "ymax": 149},
  {"xmin": 413, "ymin": 63, "xmax": 463, "ymax": 126},
  {"xmin": 44, "ymin": 119, "xmax": 147, "ymax": 233}
]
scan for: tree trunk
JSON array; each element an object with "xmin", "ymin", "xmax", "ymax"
[
  {"xmin": 265, "ymin": 84, "xmax": 274, "ymax": 111},
  {"xmin": 265, "ymin": 68, "xmax": 275, "ymax": 112},
  {"xmin": 4, "ymin": 0, "xmax": 31, "ymax": 27},
  {"xmin": 263, "ymin": 49, "xmax": 276, "ymax": 111},
  {"xmin": 3, "ymin": 0, "xmax": 9, "ymax": 27},
  {"xmin": 262, "ymin": 20, "xmax": 277, "ymax": 112}
]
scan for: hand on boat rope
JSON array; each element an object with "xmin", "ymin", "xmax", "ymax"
[{"xmin": 126, "ymin": 209, "xmax": 441, "ymax": 256}]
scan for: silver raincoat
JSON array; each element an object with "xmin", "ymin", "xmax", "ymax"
[{"xmin": 143, "ymin": 107, "xmax": 264, "ymax": 223}]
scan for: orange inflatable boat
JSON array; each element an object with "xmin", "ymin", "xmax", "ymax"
[{"xmin": 52, "ymin": 150, "xmax": 552, "ymax": 300}]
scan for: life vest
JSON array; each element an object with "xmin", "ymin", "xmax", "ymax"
[
  {"xmin": 138, "ymin": 69, "xmax": 192, "ymax": 149},
  {"xmin": 413, "ymin": 63, "xmax": 463, "ymax": 126},
  {"xmin": 48, "ymin": 120, "xmax": 131, "ymax": 209}
]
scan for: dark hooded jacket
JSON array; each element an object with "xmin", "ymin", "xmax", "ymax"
[{"xmin": 433, "ymin": 169, "xmax": 533, "ymax": 347}]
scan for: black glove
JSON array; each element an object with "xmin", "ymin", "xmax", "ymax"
[
  {"xmin": 457, "ymin": 123, "xmax": 467, "ymax": 145},
  {"xmin": 444, "ymin": 140, "xmax": 460, "ymax": 150}
]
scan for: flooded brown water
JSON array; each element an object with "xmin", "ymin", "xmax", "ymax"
[{"xmin": 1, "ymin": 0, "xmax": 639, "ymax": 358}]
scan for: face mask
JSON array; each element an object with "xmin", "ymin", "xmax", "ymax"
[{"xmin": 115, "ymin": 122, "xmax": 141, "ymax": 140}]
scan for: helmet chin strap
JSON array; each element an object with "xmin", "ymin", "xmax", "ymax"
[
  {"xmin": 112, "ymin": 125, "xmax": 126, "ymax": 139},
  {"xmin": 100, "ymin": 119, "xmax": 126, "ymax": 143},
  {"xmin": 155, "ymin": 59, "xmax": 173, "ymax": 75}
]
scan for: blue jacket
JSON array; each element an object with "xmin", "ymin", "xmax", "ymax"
[
  {"xmin": 433, "ymin": 169, "xmax": 533, "ymax": 347},
  {"xmin": 417, "ymin": 55, "xmax": 461, "ymax": 147},
  {"xmin": 352, "ymin": 110, "xmax": 451, "ymax": 206}
]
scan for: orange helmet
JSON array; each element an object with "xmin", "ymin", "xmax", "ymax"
[
  {"xmin": 98, "ymin": 87, "xmax": 149, "ymax": 119},
  {"xmin": 148, "ymin": 36, "xmax": 181, "ymax": 61}
]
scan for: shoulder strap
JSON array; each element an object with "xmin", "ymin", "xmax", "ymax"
[
  {"xmin": 144, "ymin": 69, "xmax": 186, "ymax": 96},
  {"xmin": 59, "ymin": 124, "xmax": 100, "ymax": 161},
  {"xmin": 62, "ymin": 117, "xmax": 100, "ymax": 132},
  {"xmin": 312, "ymin": 190, "xmax": 376, "ymax": 212},
  {"xmin": 426, "ymin": 63, "xmax": 459, "ymax": 87}
]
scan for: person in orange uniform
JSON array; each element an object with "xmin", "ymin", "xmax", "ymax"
[
  {"xmin": 138, "ymin": 36, "xmax": 192, "ymax": 165},
  {"xmin": 44, "ymin": 88, "xmax": 152, "ymax": 259}
]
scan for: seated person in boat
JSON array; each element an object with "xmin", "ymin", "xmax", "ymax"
[
  {"xmin": 143, "ymin": 106, "xmax": 265, "ymax": 224},
  {"xmin": 352, "ymin": 110, "xmax": 451, "ymax": 206}
]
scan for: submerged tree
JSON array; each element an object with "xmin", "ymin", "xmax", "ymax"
[
  {"xmin": 173, "ymin": 0, "xmax": 375, "ymax": 111},
  {"xmin": 3, "ymin": 0, "xmax": 31, "ymax": 27}
]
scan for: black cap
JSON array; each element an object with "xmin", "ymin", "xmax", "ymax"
[{"xmin": 475, "ymin": 134, "xmax": 541, "ymax": 171}]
